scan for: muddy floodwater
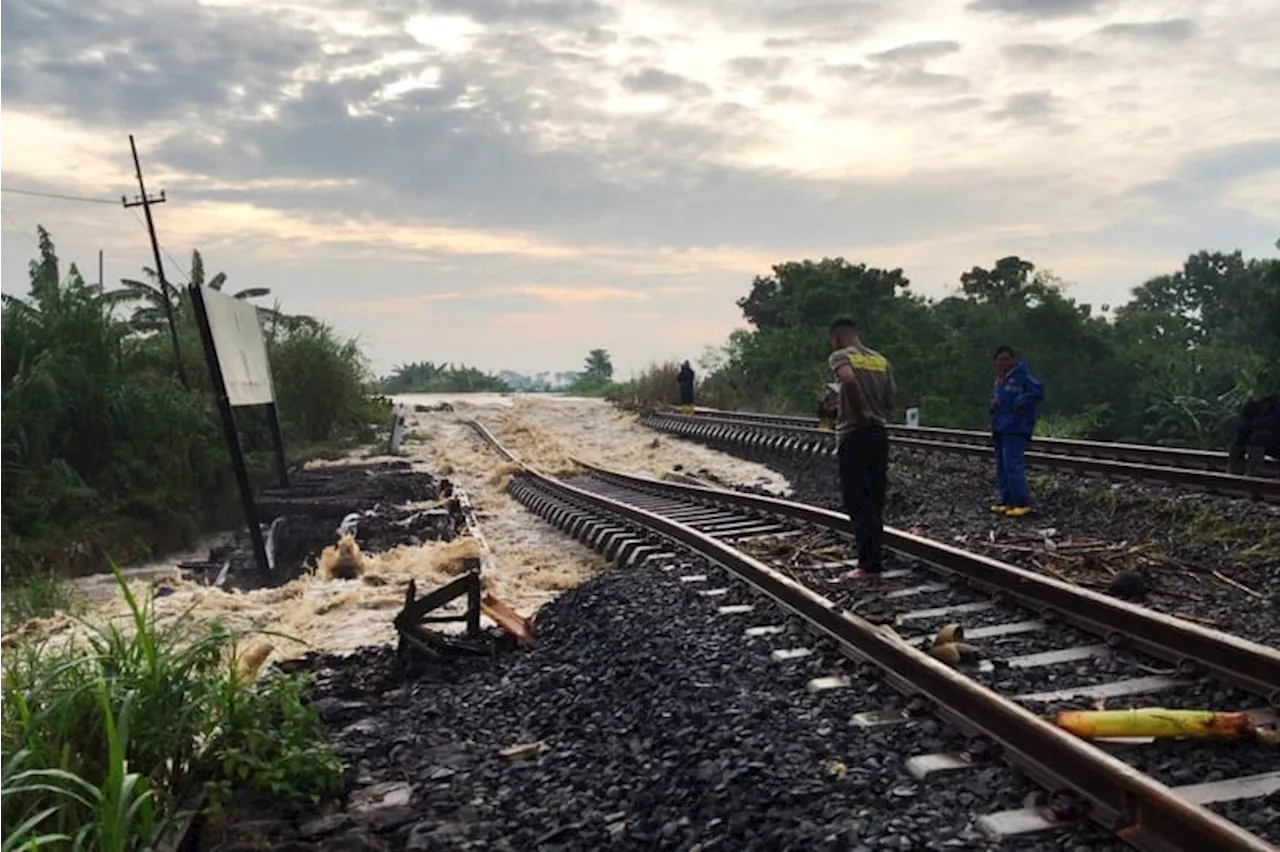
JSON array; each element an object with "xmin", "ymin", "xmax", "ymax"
[{"xmin": 10, "ymin": 395, "xmax": 790, "ymax": 666}]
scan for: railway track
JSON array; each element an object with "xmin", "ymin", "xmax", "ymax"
[
  {"xmin": 467, "ymin": 419, "xmax": 1280, "ymax": 852},
  {"xmin": 676, "ymin": 406, "xmax": 1280, "ymax": 479},
  {"xmin": 638, "ymin": 408, "xmax": 1280, "ymax": 502}
]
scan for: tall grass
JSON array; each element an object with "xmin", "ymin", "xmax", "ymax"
[
  {"xmin": 2, "ymin": 228, "xmax": 386, "ymax": 580},
  {"xmin": 1, "ymin": 564, "xmax": 343, "ymax": 851}
]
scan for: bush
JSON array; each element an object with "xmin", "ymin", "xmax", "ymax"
[
  {"xmin": 1, "ymin": 229, "xmax": 382, "ymax": 579},
  {"xmin": 1, "ymin": 565, "xmax": 343, "ymax": 850}
]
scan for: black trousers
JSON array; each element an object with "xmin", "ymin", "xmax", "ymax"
[
  {"xmin": 837, "ymin": 424, "xmax": 890, "ymax": 572},
  {"xmin": 1232, "ymin": 421, "xmax": 1279, "ymax": 455},
  {"xmin": 678, "ymin": 383, "xmax": 694, "ymax": 405}
]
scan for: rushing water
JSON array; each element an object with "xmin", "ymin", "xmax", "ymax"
[{"xmin": 391, "ymin": 391, "xmax": 582, "ymax": 410}]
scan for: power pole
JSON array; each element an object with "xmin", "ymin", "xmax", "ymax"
[{"xmin": 122, "ymin": 134, "xmax": 189, "ymax": 389}]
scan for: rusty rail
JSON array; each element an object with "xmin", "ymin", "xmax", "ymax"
[{"xmin": 465, "ymin": 419, "xmax": 1278, "ymax": 852}]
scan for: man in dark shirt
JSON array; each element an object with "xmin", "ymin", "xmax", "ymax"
[
  {"xmin": 677, "ymin": 361, "xmax": 695, "ymax": 413},
  {"xmin": 1229, "ymin": 394, "xmax": 1279, "ymax": 476},
  {"xmin": 827, "ymin": 317, "xmax": 896, "ymax": 581}
]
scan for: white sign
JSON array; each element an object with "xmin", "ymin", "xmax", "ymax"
[
  {"xmin": 905, "ymin": 407, "xmax": 921, "ymax": 427},
  {"xmin": 202, "ymin": 288, "xmax": 275, "ymax": 407},
  {"xmin": 388, "ymin": 405, "xmax": 407, "ymax": 454}
]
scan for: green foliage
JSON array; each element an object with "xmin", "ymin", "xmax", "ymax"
[
  {"xmin": 0, "ymin": 573, "xmax": 84, "ymax": 631},
  {"xmin": 2, "ymin": 229, "xmax": 382, "ymax": 579},
  {"xmin": 205, "ymin": 673, "xmax": 343, "ymax": 815},
  {"xmin": 380, "ymin": 360, "xmax": 509, "ymax": 394},
  {"xmin": 1, "ymin": 565, "xmax": 343, "ymax": 850},
  {"xmin": 568, "ymin": 349, "xmax": 615, "ymax": 395},
  {"xmin": 636, "ymin": 249, "xmax": 1278, "ymax": 447}
]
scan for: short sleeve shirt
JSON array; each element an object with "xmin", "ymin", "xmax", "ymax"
[{"xmin": 827, "ymin": 345, "xmax": 895, "ymax": 436}]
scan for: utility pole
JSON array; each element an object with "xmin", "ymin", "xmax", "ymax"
[
  {"xmin": 122, "ymin": 134, "xmax": 189, "ymax": 389},
  {"xmin": 98, "ymin": 250, "xmax": 104, "ymax": 290}
]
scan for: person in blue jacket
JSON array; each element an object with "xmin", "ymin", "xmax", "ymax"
[{"xmin": 989, "ymin": 345, "xmax": 1044, "ymax": 517}]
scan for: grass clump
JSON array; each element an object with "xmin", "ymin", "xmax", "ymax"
[{"xmin": 1, "ymin": 563, "xmax": 343, "ymax": 851}]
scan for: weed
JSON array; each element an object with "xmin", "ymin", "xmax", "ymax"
[
  {"xmin": 1, "ymin": 562, "xmax": 344, "ymax": 850},
  {"xmin": 1, "ymin": 573, "xmax": 83, "ymax": 631}
]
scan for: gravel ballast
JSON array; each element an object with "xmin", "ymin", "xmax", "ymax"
[
  {"xmin": 661, "ymin": 432, "xmax": 1280, "ymax": 647},
  {"xmin": 200, "ymin": 552, "xmax": 1142, "ymax": 851}
]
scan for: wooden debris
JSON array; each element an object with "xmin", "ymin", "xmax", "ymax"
[
  {"xmin": 482, "ymin": 592, "xmax": 534, "ymax": 642},
  {"xmin": 501, "ymin": 741, "xmax": 546, "ymax": 761}
]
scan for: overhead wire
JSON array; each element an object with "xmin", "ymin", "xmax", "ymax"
[{"xmin": 1, "ymin": 186, "xmax": 120, "ymax": 205}]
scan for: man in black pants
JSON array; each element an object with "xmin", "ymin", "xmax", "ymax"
[
  {"xmin": 677, "ymin": 361, "xmax": 695, "ymax": 413},
  {"xmin": 827, "ymin": 317, "xmax": 896, "ymax": 582},
  {"xmin": 1229, "ymin": 394, "xmax": 1279, "ymax": 476}
]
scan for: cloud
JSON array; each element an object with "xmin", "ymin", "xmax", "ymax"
[
  {"xmin": 867, "ymin": 40, "xmax": 961, "ymax": 64},
  {"xmin": 424, "ymin": 0, "xmax": 615, "ymax": 25},
  {"xmin": 966, "ymin": 0, "xmax": 1107, "ymax": 19},
  {"xmin": 1176, "ymin": 138, "xmax": 1280, "ymax": 184},
  {"xmin": 0, "ymin": 0, "xmax": 330, "ymax": 124},
  {"xmin": 989, "ymin": 90, "xmax": 1059, "ymax": 124},
  {"xmin": 1094, "ymin": 18, "xmax": 1198, "ymax": 42},
  {"xmin": 501, "ymin": 285, "xmax": 652, "ymax": 304},
  {"xmin": 1001, "ymin": 42, "xmax": 1095, "ymax": 68},
  {"xmin": 3, "ymin": 0, "xmax": 1278, "ymax": 377},
  {"xmin": 620, "ymin": 67, "xmax": 711, "ymax": 97},
  {"xmin": 726, "ymin": 56, "xmax": 791, "ymax": 78}
]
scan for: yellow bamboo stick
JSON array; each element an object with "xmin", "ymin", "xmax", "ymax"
[{"xmin": 1054, "ymin": 708, "xmax": 1255, "ymax": 740}]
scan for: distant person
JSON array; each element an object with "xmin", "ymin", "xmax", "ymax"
[
  {"xmin": 1228, "ymin": 394, "xmax": 1279, "ymax": 476},
  {"xmin": 827, "ymin": 317, "xmax": 896, "ymax": 581},
  {"xmin": 677, "ymin": 361, "xmax": 695, "ymax": 413},
  {"xmin": 989, "ymin": 345, "xmax": 1045, "ymax": 518}
]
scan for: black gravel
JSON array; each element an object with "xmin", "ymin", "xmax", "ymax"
[
  {"xmin": 200, "ymin": 555, "xmax": 1136, "ymax": 851},
  {"xmin": 660, "ymin": 434, "xmax": 1280, "ymax": 647}
]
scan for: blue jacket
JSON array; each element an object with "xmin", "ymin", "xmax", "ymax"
[{"xmin": 991, "ymin": 362, "xmax": 1044, "ymax": 435}]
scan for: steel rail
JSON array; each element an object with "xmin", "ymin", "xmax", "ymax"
[
  {"xmin": 575, "ymin": 458, "xmax": 1280, "ymax": 702},
  {"xmin": 674, "ymin": 405, "xmax": 1280, "ymax": 478},
  {"xmin": 641, "ymin": 412, "xmax": 1280, "ymax": 502},
  {"xmin": 464, "ymin": 420, "xmax": 1277, "ymax": 852}
]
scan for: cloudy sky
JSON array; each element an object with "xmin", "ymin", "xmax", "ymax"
[{"xmin": 3, "ymin": 0, "xmax": 1278, "ymax": 377}]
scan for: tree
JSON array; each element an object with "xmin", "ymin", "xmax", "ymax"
[{"xmin": 582, "ymin": 349, "xmax": 613, "ymax": 384}]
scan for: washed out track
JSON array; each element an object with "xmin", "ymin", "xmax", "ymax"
[
  {"xmin": 636, "ymin": 407, "xmax": 1280, "ymax": 501},
  {"xmin": 467, "ymin": 419, "xmax": 1280, "ymax": 851}
]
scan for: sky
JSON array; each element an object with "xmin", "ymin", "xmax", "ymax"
[{"xmin": 2, "ymin": 0, "xmax": 1278, "ymax": 377}]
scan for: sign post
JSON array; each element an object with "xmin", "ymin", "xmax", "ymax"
[
  {"xmin": 388, "ymin": 403, "xmax": 408, "ymax": 454},
  {"xmin": 188, "ymin": 283, "xmax": 285, "ymax": 575},
  {"xmin": 906, "ymin": 407, "xmax": 921, "ymax": 427}
]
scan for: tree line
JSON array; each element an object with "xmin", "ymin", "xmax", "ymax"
[
  {"xmin": 1, "ymin": 228, "xmax": 383, "ymax": 583},
  {"xmin": 599, "ymin": 246, "xmax": 1280, "ymax": 447},
  {"xmin": 379, "ymin": 360, "xmax": 510, "ymax": 394}
]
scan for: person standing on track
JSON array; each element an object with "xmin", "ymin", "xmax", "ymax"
[
  {"xmin": 677, "ymin": 361, "xmax": 695, "ymax": 413},
  {"xmin": 827, "ymin": 317, "xmax": 896, "ymax": 581},
  {"xmin": 1228, "ymin": 393, "xmax": 1279, "ymax": 476},
  {"xmin": 989, "ymin": 345, "xmax": 1045, "ymax": 518}
]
